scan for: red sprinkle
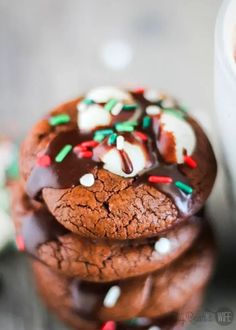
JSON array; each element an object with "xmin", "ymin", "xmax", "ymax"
[
  {"xmin": 148, "ymin": 176, "xmax": 173, "ymax": 184},
  {"xmin": 101, "ymin": 321, "xmax": 116, "ymax": 330},
  {"xmin": 133, "ymin": 87, "xmax": 145, "ymax": 94},
  {"xmin": 16, "ymin": 236, "xmax": 25, "ymax": 252},
  {"xmin": 79, "ymin": 151, "xmax": 93, "ymax": 158},
  {"xmin": 37, "ymin": 155, "xmax": 51, "ymax": 167},
  {"xmin": 81, "ymin": 140, "xmax": 99, "ymax": 148},
  {"xmin": 135, "ymin": 131, "xmax": 148, "ymax": 141},
  {"xmin": 73, "ymin": 145, "xmax": 88, "ymax": 153},
  {"xmin": 184, "ymin": 155, "xmax": 197, "ymax": 169}
]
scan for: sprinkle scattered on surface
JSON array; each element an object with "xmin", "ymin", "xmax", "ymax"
[
  {"xmin": 108, "ymin": 133, "xmax": 117, "ymax": 145},
  {"xmin": 148, "ymin": 176, "xmax": 173, "ymax": 184},
  {"xmin": 79, "ymin": 151, "xmax": 93, "ymax": 158},
  {"xmin": 16, "ymin": 235, "xmax": 25, "ymax": 252},
  {"xmin": 134, "ymin": 131, "xmax": 148, "ymax": 141},
  {"xmin": 154, "ymin": 237, "xmax": 171, "ymax": 255},
  {"xmin": 175, "ymin": 181, "xmax": 193, "ymax": 194},
  {"xmin": 79, "ymin": 173, "xmax": 95, "ymax": 187},
  {"xmin": 116, "ymin": 135, "xmax": 125, "ymax": 150},
  {"xmin": 142, "ymin": 116, "xmax": 151, "ymax": 129},
  {"xmin": 104, "ymin": 99, "xmax": 118, "ymax": 112},
  {"xmin": 37, "ymin": 155, "xmax": 51, "ymax": 167},
  {"xmin": 111, "ymin": 102, "xmax": 123, "ymax": 116},
  {"xmin": 101, "ymin": 321, "xmax": 116, "ymax": 330},
  {"xmin": 103, "ymin": 285, "xmax": 121, "ymax": 308},
  {"xmin": 55, "ymin": 145, "xmax": 72, "ymax": 163},
  {"xmin": 122, "ymin": 104, "xmax": 137, "ymax": 111},
  {"xmin": 49, "ymin": 114, "xmax": 71, "ymax": 126},
  {"xmin": 184, "ymin": 155, "xmax": 197, "ymax": 169}
]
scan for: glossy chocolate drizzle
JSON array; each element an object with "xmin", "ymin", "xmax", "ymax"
[
  {"xmin": 22, "ymin": 207, "xmax": 68, "ymax": 256},
  {"xmin": 26, "ymin": 92, "xmax": 194, "ymax": 215}
]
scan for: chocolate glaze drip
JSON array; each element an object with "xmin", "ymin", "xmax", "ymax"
[
  {"xmin": 26, "ymin": 91, "xmax": 194, "ymax": 215},
  {"xmin": 71, "ymin": 279, "xmax": 113, "ymax": 319},
  {"xmin": 22, "ymin": 207, "xmax": 68, "ymax": 256},
  {"xmin": 119, "ymin": 149, "xmax": 133, "ymax": 174}
]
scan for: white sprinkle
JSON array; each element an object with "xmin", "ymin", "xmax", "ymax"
[
  {"xmin": 148, "ymin": 326, "xmax": 161, "ymax": 330},
  {"xmin": 154, "ymin": 238, "xmax": 171, "ymax": 255},
  {"xmin": 111, "ymin": 102, "xmax": 123, "ymax": 116},
  {"xmin": 144, "ymin": 89, "xmax": 161, "ymax": 102},
  {"xmin": 103, "ymin": 285, "xmax": 121, "ymax": 308},
  {"xmin": 116, "ymin": 135, "xmax": 125, "ymax": 150},
  {"xmin": 76, "ymin": 102, "xmax": 87, "ymax": 112},
  {"xmin": 79, "ymin": 173, "xmax": 95, "ymax": 187},
  {"xmin": 146, "ymin": 105, "xmax": 161, "ymax": 116}
]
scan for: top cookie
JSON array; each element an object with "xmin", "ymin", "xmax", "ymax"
[{"xmin": 20, "ymin": 86, "xmax": 217, "ymax": 239}]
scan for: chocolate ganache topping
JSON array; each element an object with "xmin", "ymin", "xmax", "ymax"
[{"xmin": 26, "ymin": 86, "xmax": 198, "ymax": 214}]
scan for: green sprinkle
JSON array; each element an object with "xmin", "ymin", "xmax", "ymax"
[
  {"xmin": 122, "ymin": 104, "xmax": 137, "ymax": 111},
  {"xmin": 124, "ymin": 120, "xmax": 138, "ymax": 126},
  {"xmin": 108, "ymin": 133, "xmax": 117, "ymax": 145},
  {"xmin": 93, "ymin": 134, "xmax": 105, "ymax": 142},
  {"xmin": 162, "ymin": 108, "xmax": 185, "ymax": 119},
  {"xmin": 49, "ymin": 114, "xmax": 71, "ymax": 126},
  {"xmin": 83, "ymin": 98, "xmax": 94, "ymax": 105},
  {"xmin": 115, "ymin": 123, "xmax": 134, "ymax": 132},
  {"xmin": 175, "ymin": 181, "xmax": 193, "ymax": 194},
  {"xmin": 95, "ymin": 129, "xmax": 114, "ymax": 136},
  {"xmin": 55, "ymin": 145, "xmax": 72, "ymax": 162},
  {"xmin": 104, "ymin": 99, "xmax": 118, "ymax": 112},
  {"xmin": 142, "ymin": 116, "xmax": 151, "ymax": 128}
]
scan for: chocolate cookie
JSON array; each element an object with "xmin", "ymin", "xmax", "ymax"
[
  {"xmin": 13, "ymin": 182, "xmax": 202, "ymax": 282},
  {"xmin": 31, "ymin": 225, "xmax": 215, "ymax": 323},
  {"xmin": 33, "ymin": 289, "xmax": 203, "ymax": 330},
  {"xmin": 20, "ymin": 87, "xmax": 217, "ymax": 239}
]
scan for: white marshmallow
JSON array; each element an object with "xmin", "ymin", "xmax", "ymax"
[
  {"xmin": 101, "ymin": 141, "xmax": 147, "ymax": 177},
  {"xmin": 79, "ymin": 173, "xmax": 95, "ymax": 187},
  {"xmin": 87, "ymin": 86, "xmax": 131, "ymax": 103},
  {"xmin": 154, "ymin": 237, "xmax": 171, "ymax": 255},
  {"xmin": 160, "ymin": 112, "xmax": 196, "ymax": 163},
  {"xmin": 77, "ymin": 104, "xmax": 111, "ymax": 131}
]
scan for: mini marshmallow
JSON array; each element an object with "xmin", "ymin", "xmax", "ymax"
[
  {"xmin": 79, "ymin": 173, "xmax": 95, "ymax": 187},
  {"xmin": 160, "ymin": 112, "xmax": 196, "ymax": 163},
  {"xmin": 103, "ymin": 285, "xmax": 121, "ymax": 308},
  {"xmin": 87, "ymin": 86, "xmax": 131, "ymax": 103},
  {"xmin": 154, "ymin": 237, "xmax": 171, "ymax": 255},
  {"xmin": 77, "ymin": 104, "xmax": 111, "ymax": 131},
  {"xmin": 101, "ymin": 141, "xmax": 147, "ymax": 177}
]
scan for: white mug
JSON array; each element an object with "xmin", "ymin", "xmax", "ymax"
[{"xmin": 215, "ymin": 0, "xmax": 236, "ymax": 201}]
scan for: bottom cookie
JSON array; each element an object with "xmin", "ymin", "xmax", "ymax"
[
  {"xmin": 33, "ymin": 283, "xmax": 204, "ymax": 330},
  {"xmin": 31, "ymin": 226, "xmax": 215, "ymax": 329}
]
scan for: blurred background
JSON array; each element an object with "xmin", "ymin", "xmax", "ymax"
[{"xmin": 0, "ymin": 0, "xmax": 236, "ymax": 329}]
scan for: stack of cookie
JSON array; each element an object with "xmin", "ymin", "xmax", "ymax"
[{"xmin": 14, "ymin": 87, "xmax": 217, "ymax": 330}]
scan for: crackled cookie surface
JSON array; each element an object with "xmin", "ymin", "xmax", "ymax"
[
  {"xmin": 13, "ymin": 182, "xmax": 203, "ymax": 282},
  {"xmin": 32, "ymin": 224, "xmax": 214, "ymax": 324},
  {"xmin": 20, "ymin": 87, "xmax": 217, "ymax": 239}
]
